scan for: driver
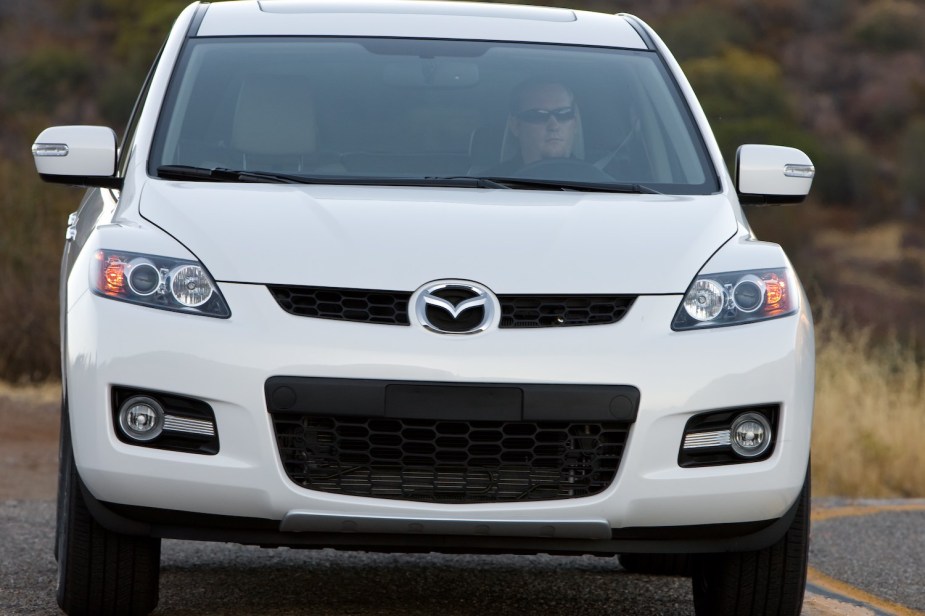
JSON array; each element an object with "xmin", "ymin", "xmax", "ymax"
[{"xmin": 490, "ymin": 80, "xmax": 579, "ymax": 175}]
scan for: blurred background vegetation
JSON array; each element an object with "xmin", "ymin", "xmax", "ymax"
[{"xmin": 0, "ymin": 0, "xmax": 923, "ymax": 495}]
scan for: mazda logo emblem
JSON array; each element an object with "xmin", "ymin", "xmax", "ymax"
[{"xmin": 413, "ymin": 280, "xmax": 498, "ymax": 334}]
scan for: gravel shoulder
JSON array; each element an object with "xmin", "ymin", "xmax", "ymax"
[{"xmin": 0, "ymin": 389, "xmax": 59, "ymax": 501}]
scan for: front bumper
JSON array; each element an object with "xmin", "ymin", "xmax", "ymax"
[{"xmin": 66, "ymin": 281, "xmax": 814, "ymax": 550}]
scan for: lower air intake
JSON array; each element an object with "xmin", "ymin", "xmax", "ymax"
[{"xmin": 271, "ymin": 415, "xmax": 629, "ymax": 504}]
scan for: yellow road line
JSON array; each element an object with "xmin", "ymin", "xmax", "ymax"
[
  {"xmin": 802, "ymin": 591, "xmax": 876, "ymax": 615},
  {"xmin": 811, "ymin": 503, "xmax": 925, "ymax": 523},
  {"xmin": 807, "ymin": 568, "xmax": 924, "ymax": 616},
  {"xmin": 808, "ymin": 503, "xmax": 925, "ymax": 616}
]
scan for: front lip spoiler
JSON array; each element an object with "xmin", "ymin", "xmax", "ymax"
[{"xmin": 280, "ymin": 512, "xmax": 612, "ymax": 540}]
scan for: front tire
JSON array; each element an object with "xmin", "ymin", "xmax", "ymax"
[
  {"xmin": 691, "ymin": 469, "xmax": 810, "ymax": 616},
  {"xmin": 56, "ymin": 412, "xmax": 161, "ymax": 616}
]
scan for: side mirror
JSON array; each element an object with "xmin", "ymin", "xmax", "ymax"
[
  {"xmin": 32, "ymin": 126, "xmax": 121, "ymax": 188},
  {"xmin": 735, "ymin": 144, "xmax": 814, "ymax": 205}
]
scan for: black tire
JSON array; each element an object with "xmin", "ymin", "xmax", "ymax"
[
  {"xmin": 691, "ymin": 469, "xmax": 810, "ymax": 616},
  {"xmin": 54, "ymin": 399, "xmax": 67, "ymax": 563},
  {"xmin": 56, "ymin": 413, "xmax": 161, "ymax": 616},
  {"xmin": 618, "ymin": 553, "xmax": 693, "ymax": 577}
]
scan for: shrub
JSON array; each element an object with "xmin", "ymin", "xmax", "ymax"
[
  {"xmin": 852, "ymin": 0, "xmax": 924, "ymax": 53},
  {"xmin": 1, "ymin": 48, "xmax": 93, "ymax": 115},
  {"xmin": 812, "ymin": 137, "xmax": 880, "ymax": 210},
  {"xmin": 652, "ymin": 6, "xmax": 754, "ymax": 61},
  {"xmin": 899, "ymin": 118, "xmax": 925, "ymax": 217},
  {"xmin": 800, "ymin": 0, "xmax": 861, "ymax": 30},
  {"xmin": 683, "ymin": 48, "xmax": 807, "ymax": 169},
  {"xmin": 683, "ymin": 47, "xmax": 793, "ymax": 121},
  {"xmin": 0, "ymin": 159, "xmax": 74, "ymax": 382}
]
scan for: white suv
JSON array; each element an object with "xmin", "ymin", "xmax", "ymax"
[{"xmin": 34, "ymin": 2, "xmax": 815, "ymax": 615}]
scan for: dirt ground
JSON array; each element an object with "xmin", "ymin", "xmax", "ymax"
[{"xmin": 0, "ymin": 385, "xmax": 60, "ymax": 500}]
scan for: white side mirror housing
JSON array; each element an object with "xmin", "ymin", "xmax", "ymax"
[
  {"xmin": 736, "ymin": 144, "xmax": 814, "ymax": 205},
  {"xmin": 33, "ymin": 126, "xmax": 119, "ymax": 188}
]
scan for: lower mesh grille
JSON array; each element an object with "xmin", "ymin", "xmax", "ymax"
[{"xmin": 272, "ymin": 415, "xmax": 629, "ymax": 504}]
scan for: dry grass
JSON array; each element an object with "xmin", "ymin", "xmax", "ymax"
[
  {"xmin": 813, "ymin": 220, "xmax": 925, "ymax": 304},
  {"xmin": 0, "ymin": 158, "xmax": 73, "ymax": 383},
  {"xmin": 811, "ymin": 308, "xmax": 925, "ymax": 497},
  {"xmin": 0, "ymin": 380, "xmax": 60, "ymax": 405}
]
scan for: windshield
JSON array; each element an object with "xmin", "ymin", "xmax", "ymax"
[{"xmin": 149, "ymin": 37, "xmax": 719, "ymax": 194}]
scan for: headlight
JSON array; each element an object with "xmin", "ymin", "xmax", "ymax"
[
  {"xmin": 671, "ymin": 268, "xmax": 796, "ymax": 330},
  {"xmin": 91, "ymin": 250, "xmax": 230, "ymax": 318}
]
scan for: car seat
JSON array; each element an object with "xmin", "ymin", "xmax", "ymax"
[{"xmin": 231, "ymin": 73, "xmax": 343, "ymax": 174}]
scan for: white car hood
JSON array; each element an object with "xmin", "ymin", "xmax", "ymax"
[{"xmin": 139, "ymin": 182, "xmax": 737, "ymax": 294}]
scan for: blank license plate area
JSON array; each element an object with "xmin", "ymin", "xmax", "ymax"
[{"xmin": 385, "ymin": 384, "xmax": 523, "ymax": 421}]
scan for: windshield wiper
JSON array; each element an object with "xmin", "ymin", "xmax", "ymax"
[
  {"xmin": 422, "ymin": 176, "xmax": 511, "ymax": 189},
  {"xmin": 156, "ymin": 166, "xmax": 660, "ymax": 194},
  {"xmin": 157, "ymin": 166, "xmax": 509, "ymax": 188},
  {"xmin": 156, "ymin": 165, "xmax": 314, "ymax": 184},
  {"xmin": 475, "ymin": 176, "xmax": 662, "ymax": 194},
  {"xmin": 426, "ymin": 175, "xmax": 662, "ymax": 193}
]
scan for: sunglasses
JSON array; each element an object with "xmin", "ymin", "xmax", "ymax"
[{"xmin": 516, "ymin": 107, "xmax": 576, "ymax": 124}]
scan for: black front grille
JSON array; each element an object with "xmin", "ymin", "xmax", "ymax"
[
  {"xmin": 272, "ymin": 415, "xmax": 629, "ymax": 504},
  {"xmin": 268, "ymin": 284, "xmax": 635, "ymax": 328},
  {"xmin": 499, "ymin": 295, "xmax": 635, "ymax": 328},
  {"xmin": 268, "ymin": 285, "xmax": 410, "ymax": 325}
]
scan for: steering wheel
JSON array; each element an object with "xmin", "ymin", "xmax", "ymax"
[
  {"xmin": 594, "ymin": 118, "xmax": 640, "ymax": 171},
  {"xmin": 513, "ymin": 158, "xmax": 613, "ymax": 182}
]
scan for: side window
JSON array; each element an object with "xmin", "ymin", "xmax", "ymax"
[{"xmin": 117, "ymin": 44, "xmax": 166, "ymax": 178}]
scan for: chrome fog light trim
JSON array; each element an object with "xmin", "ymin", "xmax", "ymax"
[
  {"xmin": 163, "ymin": 414, "xmax": 216, "ymax": 436},
  {"xmin": 683, "ymin": 430, "xmax": 731, "ymax": 450}
]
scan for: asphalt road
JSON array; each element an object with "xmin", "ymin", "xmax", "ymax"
[
  {"xmin": 807, "ymin": 501, "xmax": 925, "ymax": 614},
  {"xmin": 2, "ymin": 498, "xmax": 923, "ymax": 616}
]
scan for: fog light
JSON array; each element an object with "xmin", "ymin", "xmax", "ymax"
[
  {"xmin": 118, "ymin": 396, "xmax": 165, "ymax": 442},
  {"xmin": 730, "ymin": 412, "xmax": 771, "ymax": 458}
]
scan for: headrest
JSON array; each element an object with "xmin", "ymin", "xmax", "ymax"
[{"xmin": 232, "ymin": 74, "xmax": 316, "ymax": 155}]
